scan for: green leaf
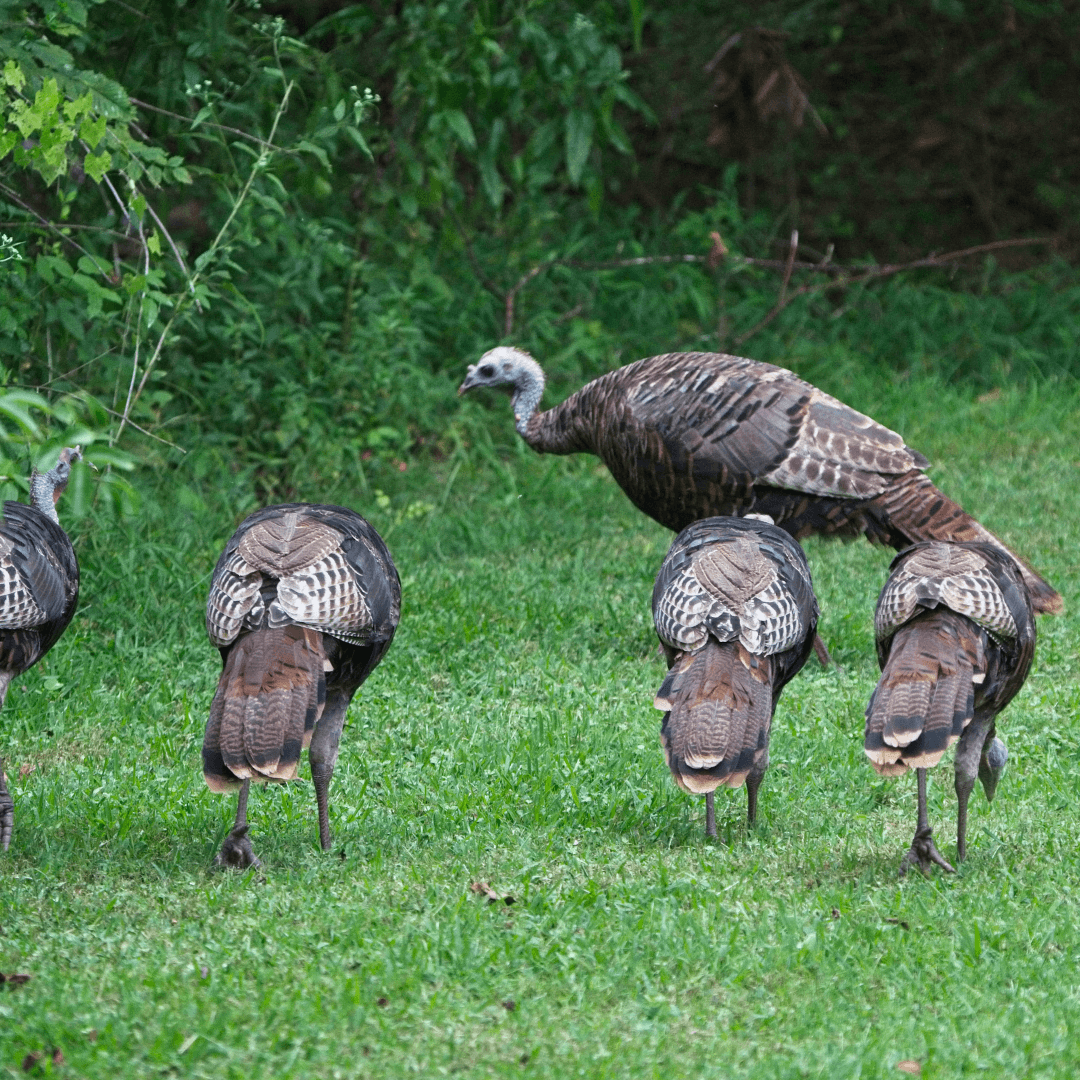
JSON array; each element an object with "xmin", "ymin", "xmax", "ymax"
[
  {"xmin": 2, "ymin": 60, "xmax": 25, "ymax": 92},
  {"xmin": 629, "ymin": 0, "xmax": 645, "ymax": 52},
  {"xmin": 442, "ymin": 109, "xmax": 477, "ymax": 152},
  {"xmin": 0, "ymin": 130, "xmax": 16, "ymax": 160},
  {"xmin": 564, "ymin": 109, "xmax": 594, "ymax": 186},
  {"xmin": 344, "ymin": 125, "xmax": 373, "ymax": 161},
  {"xmin": 83, "ymin": 149, "xmax": 111, "ymax": 182},
  {"xmin": 63, "ymin": 92, "xmax": 93, "ymax": 122},
  {"xmin": 478, "ymin": 152, "xmax": 506, "ymax": 208},
  {"xmin": 296, "ymin": 139, "xmax": 330, "ymax": 171},
  {"xmin": 147, "ymin": 233, "xmax": 161, "ymax": 256},
  {"xmin": 79, "ymin": 112, "xmax": 106, "ymax": 149},
  {"xmin": 333, "ymin": 99, "xmax": 346, "ymax": 122}
]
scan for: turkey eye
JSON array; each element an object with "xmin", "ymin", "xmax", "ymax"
[{"xmin": 480, "ymin": 364, "xmax": 495, "ymax": 377}]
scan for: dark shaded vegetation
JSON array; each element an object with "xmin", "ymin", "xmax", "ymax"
[{"xmin": 2, "ymin": 0, "xmax": 1078, "ymax": 507}]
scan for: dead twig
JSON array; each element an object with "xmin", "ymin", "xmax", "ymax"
[
  {"xmin": 733, "ymin": 235, "xmax": 1053, "ymax": 346},
  {"xmin": 129, "ymin": 98, "xmax": 287, "ymax": 153}
]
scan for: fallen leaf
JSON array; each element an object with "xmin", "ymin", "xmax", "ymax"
[
  {"xmin": 831, "ymin": 907, "xmax": 840, "ymax": 920},
  {"xmin": 21, "ymin": 1052, "xmax": 41, "ymax": 1072},
  {"xmin": 502, "ymin": 999, "xmax": 516, "ymax": 1012},
  {"xmin": 86, "ymin": 1030, "xmax": 97, "ymax": 1043},
  {"xmin": 0, "ymin": 972, "xmax": 31, "ymax": 986},
  {"xmin": 519, "ymin": 1052, "xmax": 532, "ymax": 1064},
  {"xmin": 178, "ymin": 1034, "xmax": 198, "ymax": 1054},
  {"xmin": 19, "ymin": 763, "xmax": 35, "ymax": 779},
  {"xmin": 470, "ymin": 881, "xmax": 515, "ymax": 905},
  {"xmin": 885, "ymin": 918, "xmax": 910, "ymax": 930},
  {"xmin": 896, "ymin": 1062, "xmax": 921, "ymax": 1075},
  {"xmin": 977, "ymin": 388, "xmax": 1002, "ymax": 404},
  {"xmin": 376, "ymin": 996, "xmax": 389, "ymax": 1007},
  {"xmin": 51, "ymin": 1049, "xmax": 64, "ymax": 1067},
  {"xmin": 199, "ymin": 966, "xmax": 209, "ymax": 979}
]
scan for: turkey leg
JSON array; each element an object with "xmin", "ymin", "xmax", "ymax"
[
  {"xmin": 900, "ymin": 768, "xmax": 955, "ymax": 876},
  {"xmin": 705, "ymin": 791, "xmax": 716, "ymax": 839},
  {"xmin": 309, "ymin": 687, "xmax": 352, "ymax": 851},
  {"xmin": 214, "ymin": 778, "xmax": 260, "ymax": 869},
  {"xmin": 954, "ymin": 717, "xmax": 992, "ymax": 864},
  {"xmin": 0, "ymin": 759, "xmax": 12, "ymax": 852}
]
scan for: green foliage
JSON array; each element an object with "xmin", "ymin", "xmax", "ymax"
[{"xmin": 0, "ymin": 382, "xmax": 1078, "ymax": 1075}]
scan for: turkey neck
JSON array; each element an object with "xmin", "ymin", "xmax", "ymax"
[
  {"xmin": 520, "ymin": 377, "xmax": 598, "ymax": 456},
  {"xmin": 29, "ymin": 471, "xmax": 60, "ymax": 523}
]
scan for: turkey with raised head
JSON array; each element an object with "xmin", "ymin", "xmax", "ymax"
[
  {"xmin": 652, "ymin": 515, "xmax": 818, "ymax": 837},
  {"xmin": 203, "ymin": 503, "xmax": 400, "ymax": 868},
  {"xmin": 864, "ymin": 541, "xmax": 1035, "ymax": 875},
  {"xmin": 0, "ymin": 447, "xmax": 82, "ymax": 853},
  {"xmin": 459, "ymin": 348, "xmax": 1061, "ymax": 616}
]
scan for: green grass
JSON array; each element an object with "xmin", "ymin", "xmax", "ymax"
[{"xmin": 1, "ymin": 379, "xmax": 1079, "ymax": 1079}]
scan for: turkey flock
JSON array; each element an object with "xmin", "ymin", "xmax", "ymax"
[{"xmin": 0, "ymin": 346, "xmax": 1061, "ymax": 875}]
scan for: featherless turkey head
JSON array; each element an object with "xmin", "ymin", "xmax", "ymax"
[
  {"xmin": 29, "ymin": 446, "xmax": 82, "ymax": 521},
  {"xmin": 459, "ymin": 347, "xmax": 546, "ymax": 436}
]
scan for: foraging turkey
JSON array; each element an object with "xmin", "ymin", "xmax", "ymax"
[
  {"xmin": 203, "ymin": 503, "xmax": 400, "ymax": 867},
  {"xmin": 864, "ymin": 541, "xmax": 1035, "ymax": 875},
  {"xmin": 652, "ymin": 515, "xmax": 818, "ymax": 836},
  {"xmin": 0, "ymin": 448, "xmax": 82, "ymax": 852},
  {"xmin": 459, "ymin": 348, "xmax": 1061, "ymax": 616}
]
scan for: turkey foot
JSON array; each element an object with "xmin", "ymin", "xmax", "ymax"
[
  {"xmin": 214, "ymin": 824, "xmax": 261, "ymax": 870},
  {"xmin": 899, "ymin": 825, "xmax": 955, "ymax": 877},
  {"xmin": 0, "ymin": 762, "xmax": 12, "ymax": 852}
]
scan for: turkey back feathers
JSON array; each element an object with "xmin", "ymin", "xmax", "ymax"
[
  {"xmin": 864, "ymin": 542, "xmax": 1035, "ymax": 776},
  {"xmin": 203, "ymin": 504, "xmax": 400, "ymax": 791},
  {"xmin": 652, "ymin": 517, "xmax": 818, "ymax": 796}
]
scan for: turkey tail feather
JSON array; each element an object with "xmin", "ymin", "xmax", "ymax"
[
  {"xmin": 864, "ymin": 612, "xmax": 979, "ymax": 777},
  {"xmin": 874, "ymin": 472, "xmax": 1062, "ymax": 615},
  {"xmin": 658, "ymin": 638, "xmax": 773, "ymax": 795},
  {"xmin": 203, "ymin": 626, "xmax": 327, "ymax": 792}
]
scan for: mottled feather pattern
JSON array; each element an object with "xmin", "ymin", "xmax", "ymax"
[
  {"xmin": 653, "ymin": 519, "xmax": 815, "ymax": 658},
  {"xmin": 238, "ymin": 514, "xmax": 342, "ymax": 577},
  {"xmin": 874, "ymin": 544, "xmax": 1019, "ymax": 643},
  {"xmin": 272, "ymin": 548, "xmax": 373, "ymax": 643},
  {"xmin": 0, "ymin": 552, "xmax": 48, "ymax": 630},
  {"xmin": 203, "ymin": 503, "xmax": 401, "ymax": 792},
  {"xmin": 205, "ymin": 552, "xmax": 262, "ymax": 647},
  {"xmin": 523, "ymin": 350, "xmax": 1060, "ymax": 614},
  {"xmin": 865, "ymin": 542, "xmax": 1036, "ymax": 777},
  {"xmin": 652, "ymin": 517, "xmax": 818, "ymax": 798},
  {"xmin": 0, "ymin": 501, "xmax": 78, "ymax": 675}
]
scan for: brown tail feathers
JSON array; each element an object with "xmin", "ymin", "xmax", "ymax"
[
  {"xmin": 657, "ymin": 638, "xmax": 773, "ymax": 795},
  {"xmin": 203, "ymin": 625, "xmax": 328, "ymax": 792},
  {"xmin": 864, "ymin": 611, "xmax": 983, "ymax": 777},
  {"xmin": 875, "ymin": 472, "xmax": 1063, "ymax": 616}
]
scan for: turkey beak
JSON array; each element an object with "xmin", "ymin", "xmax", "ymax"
[
  {"xmin": 459, "ymin": 365, "xmax": 482, "ymax": 396},
  {"xmin": 58, "ymin": 446, "xmax": 83, "ymax": 466}
]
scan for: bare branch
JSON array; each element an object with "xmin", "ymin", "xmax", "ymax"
[
  {"xmin": 129, "ymin": 98, "xmax": 288, "ymax": 152},
  {"xmin": 0, "ymin": 183, "xmax": 111, "ymax": 275},
  {"xmin": 733, "ymin": 236, "xmax": 1053, "ymax": 346}
]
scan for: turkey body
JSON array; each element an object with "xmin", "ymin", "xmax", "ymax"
[
  {"xmin": 0, "ymin": 501, "xmax": 80, "ymax": 851},
  {"xmin": 203, "ymin": 503, "xmax": 400, "ymax": 865},
  {"xmin": 652, "ymin": 516, "xmax": 818, "ymax": 836},
  {"xmin": 474, "ymin": 349, "xmax": 1060, "ymax": 616},
  {"xmin": 864, "ymin": 541, "xmax": 1035, "ymax": 873}
]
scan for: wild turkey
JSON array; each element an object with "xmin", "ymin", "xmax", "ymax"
[
  {"xmin": 203, "ymin": 503, "xmax": 400, "ymax": 867},
  {"xmin": 652, "ymin": 515, "xmax": 818, "ymax": 836},
  {"xmin": 459, "ymin": 348, "xmax": 1061, "ymax": 616},
  {"xmin": 864, "ymin": 541, "xmax": 1035, "ymax": 874},
  {"xmin": 0, "ymin": 448, "xmax": 82, "ymax": 852}
]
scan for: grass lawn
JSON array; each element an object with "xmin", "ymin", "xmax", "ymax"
[{"xmin": 1, "ymin": 380, "xmax": 1078, "ymax": 1079}]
